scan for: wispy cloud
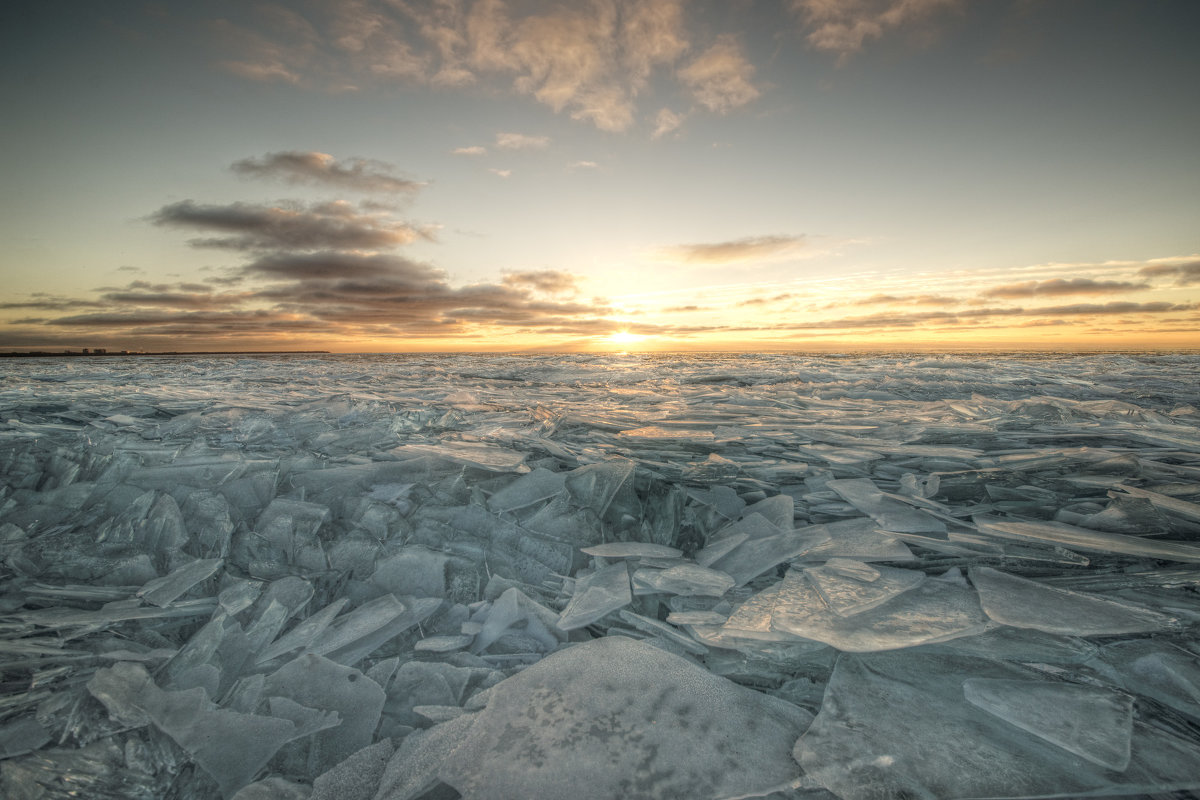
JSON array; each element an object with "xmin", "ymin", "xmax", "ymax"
[
  {"xmin": 676, "ymin": 35, "xmax": 759, "ymax": 113},
  {"xmin": 231, "ymin": 151, "xmax": 423, "ymax": 193},
  {"xmin": 488, "ymin": 168, "xmax": 512, "ymax": 178},
  {"xmin": 654, "ymin": 235, "xmax": 806, "ymax": 264},
  {"xmin": 849, "ymin": 293, "xmax": 962, "ymax": 306},
  {"xmin": 980, "ymin": 277, "xmax": 1151, "ymax": 298},
  {"xmin": 790, "ymin": 0, "xmax": 962, "ymax": 60},
  {"xmin": 452, "ymin": 146, "xmax": 488, "ymax": 156},
  {"xmin": 652, "ymin": 107, "xmax": 687, "ymax": 139},
  {"xmin": 495, "ymin": 132, "xmax": 550, "ymax": 150}
]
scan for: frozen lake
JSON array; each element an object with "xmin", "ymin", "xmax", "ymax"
[{"xmin": 2, "ymin": 352, "xmax": 1200, "ymax": 798}]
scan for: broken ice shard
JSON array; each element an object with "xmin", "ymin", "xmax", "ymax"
[
  {"xmin": 769, "ymin": 567, "xmax": 988, "ymax": 651},
  {"xmin": 556, "ymin": 561, "xmax": 631, "ymax": 630},
  {"xmin": 971, "ymin": 566, "xmax": 1176, "ymax": 636},
  {"xmin": 804, "ymin": 559, "xmax": 925, "ymax": 617},
  {"xmin": 434, "ymin": 637, "xmax": 812, "ymax": 799},
  {"xmin": 826, "ymin": 478, "xmax": 947, "ymax": 534},
  {"xmin": 963, "ymin": 677, "xmax": 1134, "ymax": 770}
]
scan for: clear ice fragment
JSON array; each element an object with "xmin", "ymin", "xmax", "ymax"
[
  {"xmin": 436, "ymin": 637, "xmax": 812, "ymax": 800},
  {"xmin": 631, "ymin": 563, "xmax": 735, "ymax": 597},
  {"xmin": 963, "ymin": 678, "xmax": 1134, "ymax": 770},
  {"xmin": 263, "ymin": 653, "xmax": 386, "ymax": 774},
  {"xmin": 770, "ymin": 567, "xmax": 988, "ymax": 652},
  {"xmin": 804, "ymin": 561, "xmax": 925, "ymax": 617},
  {"xmin": 580, "ymin": 542, "xmax": 682, "ymax": 559},
  {"xmin": 707, "ymin": 521, "xmax": 832, "ymax": 586},
  {"xmin": 485, "ymin": 467, "xmax": 565, "ymax": 513},
  {"xmin": 797, "ymin": 651, "xmax": 1200, "ymax": 799},
  {"xmin": 974, "ymin": 516, "xmax": 1200, "ymax": 563},
  {"xmin": 136, "ymin": 558, "xmax": 223, "ymax": 607},
  {"xmin": 971, "ymin": 566, "xmax": 1176, "ymax": 636},
  {"xmin": 826, "ymin": 478, "xmax": 947, "ymax": 534},
  {"xmin": 556, "ymin": 561, "xmax": 631, "ymax": 630}
]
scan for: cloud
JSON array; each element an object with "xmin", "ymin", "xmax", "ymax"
[
  {"xmin": 980, "ymin": 277, "xmax": 1151, "ymax": 298},
  {"xmin": 488, "ymin": 168, "xmax": 512, "ymax": 178},
  {"xmin": 1139, "ymin": 260, "xmax": 1200, "ymax": 286},
  {"xmin": 676, "ymin": 36, "xmax": 759, "ymax": 113},
  {"xmin": 452, "ymin": 146, "xmax": 488, "ymax": 156},
  {"xmin": 152, "ymin": 200, "xmax": 431, "ymax": 251},
  {"xmin": 502, "ymin": 270, "xmax": 581, "ymax": 295},
  {"xmin": 495, "ymin": 132, "xmax": 550, "ymax": 150},
  {"xmin": 0, "ymin": 295, "xmax": 106, "ymax": 311},
  {"xmin": 569, "ymin": 160, "xmax": 599, "ymax": 169},
  {"xmin": 210, "ymin": 0, "xmax": 715, "ymax": 133},
  {"xmin": 777, "ymin": 301, "xmax": 1195, "ymax": 331},
  {"xmin": 850, "ymin": 293, "xmax": 962, "ymax": 306},
  {"xmin": 221, "ymin": 60, "xmax": 303, "ymax": 85},
  {"xmin": 231, "ymin": 151, "xmax": 423, "ymax": 193},
  {"xmin": 791, "ymin": 0, "xmax": 962, "ymax": 60},
  {"xmin": 468, "ymin": 1, "xmax": 688, "ymax": 132},
  {"xmin": 655, "ymin": 235, "xmax": 806, "ymax": 264},
  {"xmin": 738, "ymin": 293, "xmax": 799, "ymax": 307},
  {"xmin": 243, "ymin": 251, "xmax": 441, "ymax": 281},
  {"xmin": 652, "ymin": 107, "xmax": 686, "ymax": 139}
]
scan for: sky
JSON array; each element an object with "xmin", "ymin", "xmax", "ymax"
[{"xmin": 1, "ymin": 0, "xmax": 1198, "ymax": 353}]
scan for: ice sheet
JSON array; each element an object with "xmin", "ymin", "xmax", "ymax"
[{"xmin": 5, "ymin": 352, "xmax": 1200, "ymax": 799}]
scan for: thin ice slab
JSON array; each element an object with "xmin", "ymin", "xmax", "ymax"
[
  {"xmin": 963, "ymin": 678, "xmax": 1134, "ymax": 770},
  {"xmin": 804, "ymin": 559, "xmax": 925, "ymax": 617},
  {"xmin": 974, "ymin": 516, "xmax": 1200, "ymax": 563},
  {"xmin": 826, "ymin": 478, "xmax": 947, "ymax": 534},
  {"xmin": 971, "ymin": 566, "xmax": 1176, "ymax": 636},
  {"xmin": 556, "ymin": 561, "xmax": 631, "ymax": 630},
  {"xmin": 771, "ymin": 568, "xmax": 988, "ymax": 652}
]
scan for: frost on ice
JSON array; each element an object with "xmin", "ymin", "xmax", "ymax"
[{"xmin": 2, "ymin": 352, "xmax": 1200, "ymax": 798}]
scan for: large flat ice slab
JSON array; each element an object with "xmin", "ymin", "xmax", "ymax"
[{"xmin": 432, "ymin": 637, "xmax": 813, "ymax": 799}]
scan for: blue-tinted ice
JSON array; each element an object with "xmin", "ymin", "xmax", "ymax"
[{"xmin": 2, "ymin": 352, "xmax": 1200, "ymax": 798}]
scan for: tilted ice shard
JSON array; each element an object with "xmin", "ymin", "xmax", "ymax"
[
  {"xmin": 580, "ymin": 542, "xmax": 682, "ymax": 559},
  {"xmin": 87, "ymin": 661, "xmax": 333, "ymax": 798},
  {"xmin": 1089, "ymin": 639, "xmax": 1200, "ymax": 723},
  {"xmin": 485, "ymin": 467, "xmax": 565, "ymax": 513},
  {"xmin": 556, "ymin": 561, "xmax": 631, "ymax": 630},
  {"xmin": 706, "ymin": 518, "xmax": 831, "ymax": 586},
  {"xmin": 263, "ymin": 653, "xmax": 386, "ymax": 774},
  {"xmin": 970, "ymin": 566, "xmax": 1176, "ymax": 636},
  {"xmin": 136, "ymin": 557, "xmax": 224, "ymax": 607},
  {"xmin": 963, "ymin": 677, "xmax": 1134, "ymax": 770},
  {"xmin": 631, "ymin": 563, "xmax": 735, "ymax": 597},
  {"xmin": 826, "ymin": 478, "xmax": 947, "ymax": 534}
]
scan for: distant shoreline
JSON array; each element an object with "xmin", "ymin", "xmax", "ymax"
[{"xmin": 0, "ymin": 350, "xmax": 331, "ymax": 358}]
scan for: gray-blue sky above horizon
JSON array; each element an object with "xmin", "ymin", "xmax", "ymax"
[{"xmin": 2, "ymin": 0, "xmax": 1197, "ymax": 351}]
